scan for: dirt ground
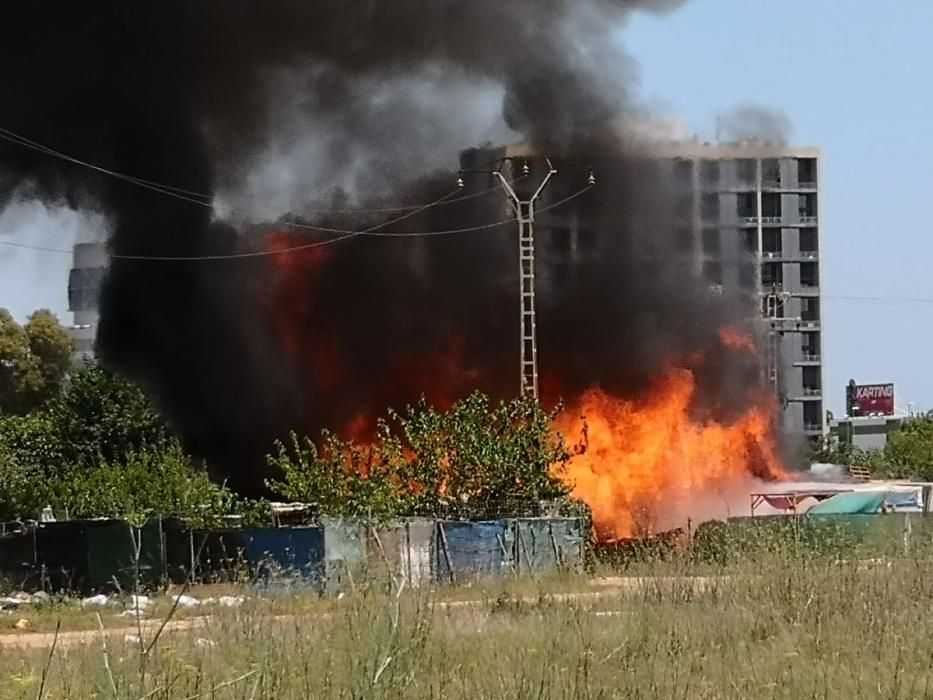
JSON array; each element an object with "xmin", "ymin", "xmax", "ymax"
[{"xmin": 0, "ymin": 575, "xmax": 726, "ymax": 650}]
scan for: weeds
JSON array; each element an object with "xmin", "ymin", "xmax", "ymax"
[{"xmin": 3, "ymin": 548, "xmax": 933, "ymax": 698}]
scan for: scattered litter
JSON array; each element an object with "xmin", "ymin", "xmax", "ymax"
[
  {"xmin": 216, "ymin": 596, "xmax": 245, "ymax": 608},
  {"xmin": 124, "ymin": 634, "xmax": 142, "ymax": 645},
  {"xmin": 195, "ymin": 637, "xmax": 216, "ymax": 648},
  {"xmin": 171, "ymin": 594, "xmax": 200, "ymax": 609},
  {"xmin": 127, "ymin": 595, "xmax": 151, "ymax": 610},
  {"xmin": 14, "ymin": 619, "xmax": 30, "ymax": 631},
  {"xmin": 0, "ymin": 598, "xmax": 22, "ymax": 611},
  {"xmin": 118, "ymin": 608, "xmax": 148, "ymax": 619},
  {"xmin": 81, "ymin": 594, "xmax": 111, "ymax": 608}
]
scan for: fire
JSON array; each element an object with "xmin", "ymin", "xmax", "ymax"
[
  {"xmin": 553, "ymin": 367, "xmax": 787, "ymax": 540},
  {"xmin": 718, "ymin": 328, "xmax": 757, "ymax": 354}
]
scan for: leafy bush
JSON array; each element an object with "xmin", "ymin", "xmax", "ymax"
[
  {"xmin": 267, "ymin": 391, "xmax": 573, "ymax": 520},
  {"xmin": 0, "ymin": 364, "xmax": 266, "ymax": 524}
]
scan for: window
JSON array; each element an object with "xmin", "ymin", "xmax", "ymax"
[
  {"xmin": 797, "ymin": 158, "xmax": 817, "ymax": 187},
  {"xmin": 761, "ymin": 193, "xmax": 782, "ymax": 218},
  {"xmin": 801, "ymin": 298, "xmax": 820, "ymax": 321},
  {"xmin": 799, "ymin": 193, "xmax": 818, "ymax": 218},
  {"xmin": 802, "ymin": 366, "xmax": 821, "ymax": 392},
  {"xmin": 742, "ymin": 229, "xmax": 757, "ymax": 253},
  {"xmin": 701, "ymin": 194, "xmax": 720, "ymax": 220},
  {"xmin": 673, "ymin": 159, "xmax": 694, "ymax": 188},
  {"xmin": 702, "ymin": 228, "xmax": 720, "ymax": 255},
  {"xmin": 737, "ymin": 193, "xmax": 756, "ymax": 218},
  {"xmin": 800, "ymin": 262, "xmax": 819, "ymax": 287},
  {"xmin": 736, "ymin": 159, "xmax": 756, "ymax": 183},
  {"xmin": 761, "ymin": 262, "xmax": 783, "ymax": 286},
  {"xmin": 801, "ymin": 332, "xmax": 821, "ymax": 358},
  {"xmin": 799, "ymin": 227, "xmax": 818, "ymax": 253},
  {"xmin": 803, "ymin": 402, "xmax": 822, "ymax": 429},
  {"xmin": 763, "ymin": 230, "xmax": 782, "ymax": 254},
  {"xmin": 701, "ymin": 160, "xmax": 720, "ymax": 186},
  {"xmin": 675, "ymin": 193, "xmax": 693, "ymax": 221},
  {"xmin": 762, "ymin": 159, "xmax": 781, "ymax": 186}
]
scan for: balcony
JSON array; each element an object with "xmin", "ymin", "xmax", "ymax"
[
  {"xmin": 798, "ymin": 181, "xmax": 817, "ymax": 190},
  {"xmin": 803, "ymin": 387, "xmax": 823, "ymax": 398},
  {"xmin": 741, "ymin": 216, "xmax": 784, "ymax": 227},
  {"xmin": 797, "ymin": 250, "xmax": 819, "ymax": 261},
  {"xmin": 794, "ymin": 354, "xmax": 822, "ymax": 365},
  {"xmin": 762, "ymin": 250, "xmax": 784, "ymax": 260},
  {"xmin": 799, "ymin": 215, "xmax": 818, "ymax": 225},
  {"xmin": 797, "ymin": 319, "xmax": 821, "ymax": 330},
  {"xmin": 804, "ymin": 423, "xmax": 824, "ymax": 435}
]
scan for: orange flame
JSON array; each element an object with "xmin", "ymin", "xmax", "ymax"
[
  {"xmin": 553, "ymin": 367, "xmax": 787, "ymax": 540},
  {"xmin": 718, "ymin": 328, "xmax": 757, "ymax": 354}
]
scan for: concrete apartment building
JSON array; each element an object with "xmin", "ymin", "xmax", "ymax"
[
  {"xmin": 66, "ymin": 241, "xmax": 106, "ymax": 363},
  {"xmin": 461, "ymin": 138, "xmax": 824, "ymax": 441},
  {"xmin": 657, "ymin": 141, "xmax": 824, "ymax": 439}
]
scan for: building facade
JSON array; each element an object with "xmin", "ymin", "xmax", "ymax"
[
  {"xmin": 657, "ymin": 142, "xmax": 824, "ymax": 440},
  {"xmin": 67, "ymin": 242, "xmax": 106, "ymax": 364}
]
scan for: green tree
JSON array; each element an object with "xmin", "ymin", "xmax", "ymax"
[
  {"xmin": 884, "ymin": 417, "xmax": 933, "ymax": 480},
  {"xmin": 47, "ymin": 363, "xmax": 169, "ymax": 468},
  {"xmin": 23, "ymin": 309, "xmax": 75, "ymax": 405},
  {"xmin": 267, "ymin": 391, "xmax": 573, "ymax": 520},
  {"xmin": 45, "ymin": 440, "xmax": 245, "ymax": 527},
  {"xmin": 0, "ymin": 308, "xmax": 74, "ymax": 414}
]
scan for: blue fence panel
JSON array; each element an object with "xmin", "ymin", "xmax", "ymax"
[
  {"xmin": 436, "ymin": 520, "xmax": 511, "ymax": 583},
  {"xmin": 242, "ymin": 527, "xmax": 325, "ymax": 587}
]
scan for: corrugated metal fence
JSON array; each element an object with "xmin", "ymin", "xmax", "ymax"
[{"xmin": 0, "ymin": 516, "xmax": 586, "ymax": 595}]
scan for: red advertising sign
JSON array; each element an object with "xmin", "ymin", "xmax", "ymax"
[{"xmin": 847, "ymin": 383, "xmax": 895, "ymax": 416}]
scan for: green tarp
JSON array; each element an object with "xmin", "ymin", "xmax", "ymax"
[{"xmin": 809, "ymin": 492, "xmax": 886, "ymax": 515}]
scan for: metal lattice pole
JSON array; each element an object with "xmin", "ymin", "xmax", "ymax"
[{"xmin": 494, "ymin": 159, "xmax": 556, "ymax": 400}]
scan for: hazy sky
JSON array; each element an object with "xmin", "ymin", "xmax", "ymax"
[{"xmin": 1, "ymin": 1, "xmax": 931, "ymax": 414}]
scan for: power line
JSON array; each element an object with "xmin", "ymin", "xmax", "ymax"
[
  {"xmin": 0, "ymin": 184, "xmax": 594, "ymax": 261},
  {"xmin": 824, "ymin": 295, "xmax": 933, "ymax": 306},
  {"xmin": 109, "ymin": 187, "xmax": 465, "ymax": 261},
  {"xmin": 0, "ymin": 125, "xmax": 511, "ymax": 215}
]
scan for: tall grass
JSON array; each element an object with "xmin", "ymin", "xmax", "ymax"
[{"xmin": 4, "ymin": 547, "xmax": 933, "ymax": 699}]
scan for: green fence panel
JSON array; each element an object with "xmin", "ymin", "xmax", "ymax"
[{"xmin": 86, "ymin": 519, "xmax": 164, "ymax": 590}]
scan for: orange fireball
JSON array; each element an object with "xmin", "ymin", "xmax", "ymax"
[{"xmin": 553, "ymin": 366, "xmax": 786, "ymax": 540}]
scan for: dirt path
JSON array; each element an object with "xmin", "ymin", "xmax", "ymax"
[{"xmin": 0, "ymin": 576, "xmax": 727, "ymax": 650}]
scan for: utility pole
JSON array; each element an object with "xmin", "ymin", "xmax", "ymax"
[
  {"xmin": 763, "ymin": 284, "xmax": 792, "ymax": 400},
  {"xmin": 459, "ymin": 155, "xmax": 594, "ymax": 401},
  {"xmin": 493, "ymin": 159, "xmax": 556, "ymax": 400}
]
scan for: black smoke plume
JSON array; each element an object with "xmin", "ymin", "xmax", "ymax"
[{"xmin": 0, "ymin": 1, "xmax": 770, "ymax": 493}]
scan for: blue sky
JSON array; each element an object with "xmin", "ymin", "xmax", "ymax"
[
  {"xmin": 624, "ymin": 0, "xmax": 933, "ymax": 413},
  {"xmin": 2, "ymin": 1, "xmax": 932, "ymax": 414}
]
